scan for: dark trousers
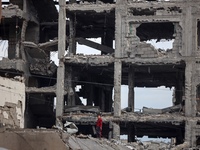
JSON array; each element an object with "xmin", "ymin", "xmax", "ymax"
[{"xmin": 96, "ymin": 126, "xmax": 101, "ymax": 138}]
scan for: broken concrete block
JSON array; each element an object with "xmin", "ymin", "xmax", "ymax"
[
  {"xmin": 143, "ymin": 104, "xmax": 182, "ymax": 114},
  {"xmin": 64, "ymin": 121, "xmax": 78, "ymax": 134},
  {"xmin": 162, "ymin": 104, "xmax": 182, "ymax": 113},
  {"xmin": 143, "ymin": 107, "xmax": 162, "ymax": 114},
  {"xmin": 2, "ymin": 112, "xmax": 9, "ymax": 119}
]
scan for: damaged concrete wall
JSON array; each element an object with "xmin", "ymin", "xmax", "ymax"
[
  {"xmin": 0, "ymin": 77, "xmax": 25, "ymax": 128},
  {"xmin": 0, "ymin": 129, "xmax": 132, "ymax": 150}
]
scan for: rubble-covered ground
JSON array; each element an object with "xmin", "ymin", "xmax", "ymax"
[{"xmin": 0, "ymin": 128, "xmax": 190, "ymax": 150}]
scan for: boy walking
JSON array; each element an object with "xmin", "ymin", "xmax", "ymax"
[{"xmin": 96, "ymin": 114, "xmax": 102, "ymax": 139}]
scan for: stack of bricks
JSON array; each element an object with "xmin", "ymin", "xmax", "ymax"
[
  {"xmin": 126, "ymin": 36, "xmax": 140, "ymax": 58},
  {"xmin": 137, "ymin": 43, "xmax": 159, "ymax": 58},
  {"xmin": 127, "ymin": 36, "xmax": 159, "ymax": 58}
]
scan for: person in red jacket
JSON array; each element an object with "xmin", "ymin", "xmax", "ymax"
[{"xmin": 96, "ymin": 114, "xmax": 102, "ymax": 139}]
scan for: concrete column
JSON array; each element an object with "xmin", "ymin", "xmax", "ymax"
[
  {"xmin": 182, "ymin": 6, "xmax": 195, "ymax": 57},
  {"xmin": 176, "ymin": 129, "xmax": 184, "ymax": 145},
  {"xmin": 113, "ymin": 122, "xmax": 120, "ymax": 140},
  {"xmin": 128, "ymin": 123, "xmax": 135, "ymax": 142},
  {"xmin": 114, "ymin": 60, "xmax": 122, "ymax": 117},
  {"xmin": 23, "ymin": 0, "xmax": 27, "ymax": 12},
  {"xmin": 104, "ymin": 88, "xmax": 113, "ymax": 112},
  {"xmin": 185, "ymin": 120, "xmax": 196, "ymax": 148},
  {"xmin": 87, "ymin": 75, "xmax": 93, "ymax": 106},
  {"xmin": 20, "ymin": 20, "xmax": 28, "ymax": 60},
  {"xmin": 102, "ymin": 29, "xmax": 113, "ymax": 55},
  {"xmin": 116, "ymin": 0, "xmax": 124, "ymax": 5},
  {"xmin": 114, "ymin": 0, "xmax": 123, "ymax": 117},
  {"xmin": 128, "ymin": 66, "xmax": 134, "ymax": 112},
  {"xmin": 102, "ymin": 29, "xmax": 113, "ymax": 48},
  {"xmin": 108, "ymin": 121, "xmax": 113, "ymax": 140},
  {"xmin": 20, "ymin": 20, "xmax": 30, "ymax": 87},
  {"xmin": 58, "ymin": 0, "xmax": 66, "ymax": 59},
  {"xmin": 198, "ymin": 21, "xmax": 200, "ymax": 47},
  {"xmin": 56, "ymin": 0, "xmax": 66, "ymax": 126},
  {"xmin": 69, "ymin": 18, "xmax": 76, "ymax": 55},
  {"xmin": 101, "ymin": 89, "xmax": 105, "ymax": 112},
  {"xmin": 56, "ymin": 61, "xmax": 65, "ymax": 119},
  {"xmin": 66, "ymin": 67, "xmax": 75, "ymax": 106},
  {"xmin": 87, "ymin": 85, "xmax": 93, "ymax": 106},
  {"xmin": 108, "ymin": 88, "xmax": 113, "ymax": 112},
  {"xmin": 8, "ymin": 24, "xmax": 16, "ymax": 59},
  {"xmin": 185, "ymin": 60, "xmax": 196, "ymax": 117}
]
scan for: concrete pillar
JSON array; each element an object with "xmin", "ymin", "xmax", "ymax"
[
  {"xmin": 56, "ymin": 61, "xmax": 65, "ymax": 119},
  {"xmin": 114, "ymin": 60, "xmax": 122, "ymax": 117},
  {"xmin": 182, "ymin": 6, "xmax": 195, "ymax": 57},
  {"xmin": 109, "ymin": 88, "xmax": 113, "ymax": 112},
  {"xmin": 66, "ymin": 67, "xmax": 75, "ymax": 106},
  {"xmin": 101, "ymin": 89, "xmax": 105, "ymax": 112},
  {"xmin": 114, "ymin": 0, "xmax": 124, "ymax": 117},
  {"xmin": 20, "ymin": 20, "xmax": 28, "ymax": 60},
  {"xmin": 102, "ymin": 29, "xmax": 113, "ymax": 48},
  {"xmin": 69, "ymin": 18, "xmax": 76, "ymax": 55},
  {"xmin": 198, "ymin": 21, "xmax": 200, "ymax": 47},
  {"xmin": 185, "ymin": 120, "xmax": 196, "ymax": 148},
  {"xmin": 58, "ymin": 0, "xmax": 66, "ymax": 59},
  {"xmin": 86, "ymin": 75, "xmax": 93, "ymax": 106},
  {"xmin": 116, "ymin": 0, "xmax": 124, "ymax": 5},
  {"xmin": 87, "ymin": 85, "xmax": 93, "ymax": 106},
  {"xmin": 185, "ymin": 60, "xmax": 196, "ymax": 117},
  {"xmin": 108, "ymin": 121, "xmax": 113, "ymax": 140},
  {"xmin": 107, "ymin": 88, "xmax": 113, "ymax": 112},
  {"xmin": 23, "ymin": 0, "xmax": 27, "ymax": 12},
  {"xmin": 128, "ymin": 66, "xmax": 134, "ymax": 112},
  {"xmin": 56, "ymin": 0, "xmax": 66, "ymax": 126},
  {"xmin": 102, "ymin": 29, "xmax": 113, "ymax": 55},
  {"xmin": 113, "ymin": 122, "xmax": 120, "ymax": 140},
  {"xmin": 128, "ymin": 123, "xmax": 135, "ymax": 142},
  {"xmin": 176, "ymin": 129, "xmax": 184, "ymax": 145},
  {"xmin": 20, "ymin": 20, "xmax": 30, "ymax": 87},
  {"xmin": 8, "ymin": 24, "xmax": 17, "ymax": 59}
]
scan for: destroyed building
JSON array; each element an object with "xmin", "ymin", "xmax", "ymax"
[{"xmin": 0, "ymin": 0, "xmax": 200, "ymax": 149}]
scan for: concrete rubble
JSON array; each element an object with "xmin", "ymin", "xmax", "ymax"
[
  {"xmin": 29, "ymin": 58, "xmax": 57, "ymax": 76},
  {"xmin": 63, "ymin": 121, "xmax": 78, "ymax": 134},
  {"xmin": 0, "ymin": 128, "xmax": 180, "ymax": 150},
  {"xmin": 143, "ymin": 104, "xmax": 182, "ymax": 114}
]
